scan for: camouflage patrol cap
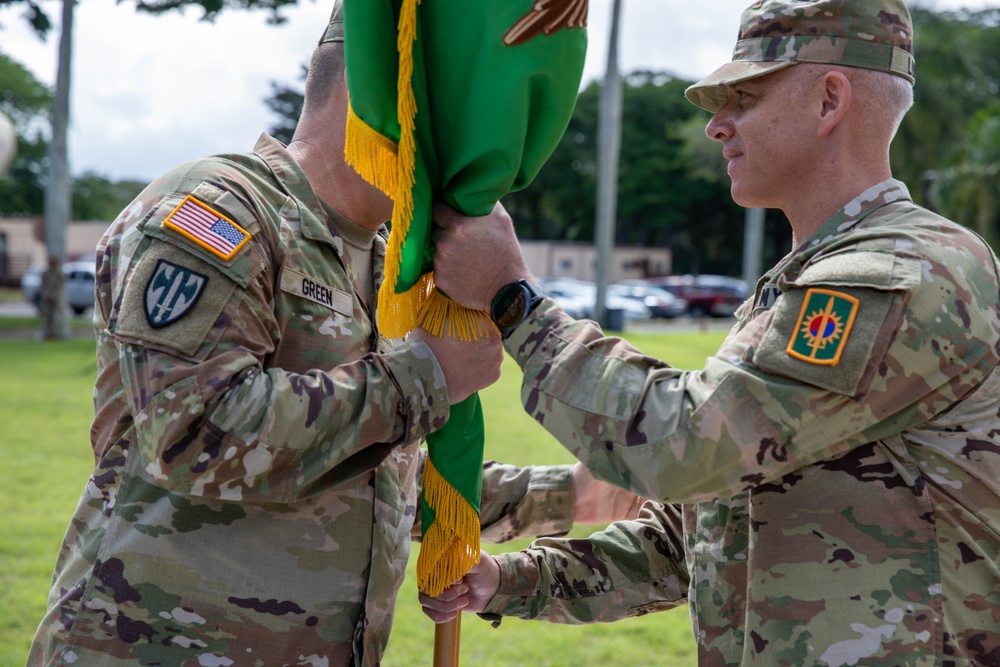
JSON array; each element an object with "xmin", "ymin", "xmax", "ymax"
[
  {"xmin": 318, "ymin": 0, "xmax": 344, "ymax": 45},
  {"xmin": 685, "ymin": 0, "xmax": 915, "ymax": 112}
]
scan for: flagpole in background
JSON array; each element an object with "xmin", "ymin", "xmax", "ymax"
[
  {"xmin": 743, "ymin": 207, "xmax": 765, "ymax": 290},
  {"xmin": 594, "ymin": 0, "xmax": 623, "ymax": 329}
]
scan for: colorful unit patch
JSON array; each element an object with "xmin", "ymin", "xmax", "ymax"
[
  {"xmin": 144, "ymin": 259, "xmax": 208, "ymax": 328},
  {"xmin": 786, "ymin": 288, "xmax": 859, "ymax": 366},
  {"xmin": 163, "ymin": 195, "xmax": 251, "ymax": 261}
]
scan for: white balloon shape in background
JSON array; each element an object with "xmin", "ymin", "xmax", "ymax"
[{"xmin": 0, "ymin": 111, "xmax": 17, "ymax": 175}]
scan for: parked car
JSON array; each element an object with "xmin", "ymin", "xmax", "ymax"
[
  {"xmin": 536, "ymin": 277, "xmax": 592, "ymax": 319},
  {"xmin": 21, "ymin": 258, "xmax": 97, "ymax": 315},
  {"xmin": 686, "ymin": 274, "xmax": 749, "ymax": 299},
  {"xmin": 537, "ymin": 277, "xmax": 652, "ymax": 321},
  {"xmin": 608, "ymin": 281, "xmax": 688, "ymax": 319},
  {"xmin": 648, "ymin": 275, "xmax": 744, "ymax": 318}
]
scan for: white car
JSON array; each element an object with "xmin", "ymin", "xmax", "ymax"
[
  {"xmin": 608, "ymin": 282, "xmax": 688, "ymax": 319},
  {"xmin": 536, "ymin": 277, "xmax": 593, "ymax": 319},
  {"xmin": 21, "ymin": 258, "xmax": 96, "ymax": 315},
  {"xmin": 537, "ymin": 277, "xmax": 652, "ymax": 321}
]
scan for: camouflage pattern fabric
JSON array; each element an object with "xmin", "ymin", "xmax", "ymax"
[
  {"xmin": 483, "ymin": 179, "xmax": 1000, "ymax": 665},
  {"xmin": 685, "ymin": 0, "xmax": 915, "ymax": 112},
  {"xmin": 28, "ymin": 133, "xmax": 577, "ymax": 667}
]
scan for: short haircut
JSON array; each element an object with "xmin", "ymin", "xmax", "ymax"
[
  {"xmin": 846, "ymin": 68, "xmax": 914, "ymax": 140},
  {"xmin": 798, "ymin": 64, "xmax": 914, "ymax": 140}
]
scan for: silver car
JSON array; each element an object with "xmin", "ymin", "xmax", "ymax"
[
  {"xmin": 537, "ymin": 277, "xmax": 652, "ymax": 321},
  {"xmin": 21, "ymin": 258, "xmax": 96, "ymax": 315},
  {"xmin": 608, "ymin": 282, "xmax": 688, "ymax": 319}
]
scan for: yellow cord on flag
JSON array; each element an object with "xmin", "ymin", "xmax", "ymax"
[{"xmin": 417, "ymin": 458, "xmax": 482, "ymax": 597}]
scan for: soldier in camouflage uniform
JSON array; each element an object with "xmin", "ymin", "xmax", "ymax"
[
  {"xmin": 26, "ymin": 3, "xmax": 644, "ymax": 665},
  {"xmin": 420, "ymin": 1, "xmax": 1000, "ymax": 665}
]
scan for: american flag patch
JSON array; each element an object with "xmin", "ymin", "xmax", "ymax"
[{"xmin": 162, "ymin": 196, "xmax": 251, "ymax": 261}]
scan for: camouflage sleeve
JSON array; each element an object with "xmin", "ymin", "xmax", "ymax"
[
  {"xmin": 480, "ymin": 501, "xmax": 688, "ymax": 623},
  {"xmin": 410, "ymin": 452, "xmax": 574, "ymax": 542},
  {"xmin": 505, "ymin": 245, "xmax": 998, "ymax": 504},
  {"xmin": 478, "ymin": 461, "xmax": 574, "ymax": 543},
  {"xmin": 115, "ymin": 333, "xmax": 447, "ymax": 504},
  {"xmin": 106, "ymin": 189, "xmax": 450, "ymax": 503}
]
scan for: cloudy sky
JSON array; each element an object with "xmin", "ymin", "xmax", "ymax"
[{"xmin": 1, "ymin": 0, "xmax": 996, "ymax": 182}]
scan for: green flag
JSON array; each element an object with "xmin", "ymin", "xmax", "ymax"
[{"xmin": 342, "ymin": 0, "xmax": 587, "ymax": 596}]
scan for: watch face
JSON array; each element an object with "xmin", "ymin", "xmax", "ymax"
[{"xmin": 495, "ymin": 286, "xmax": 527, "ymax": 328}]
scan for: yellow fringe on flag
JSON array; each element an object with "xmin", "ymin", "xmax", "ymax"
[
  {"xmin": 378, "ymin": 272, "xmax": 494, "ymax": 340},
  {"xmin": 346, "ymin": 0, "xmax": 492, "ymax": 344},
  {"xmin": 344, "ymin": 102, "xmax": 398, "ymax": 198},
  {"xmin": 418, "ymin": 289, "xmax": 494, "ymax": 340},
  {"xmin": 377, "ymin": 272, "xmax": 430, "ymax": 339},
  {"xmin": 377, "ymin": 0, "xmax": 421, "ymax": 339},
  {"xmin": 417, "ymin": 457, "xmax": 482, "ymax": 597}
]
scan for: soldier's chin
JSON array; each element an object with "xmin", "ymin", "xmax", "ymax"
[
  {"xmin": 729, "ymin": 184, "xmax": 752, "ymax": 209},
  {"xmin": 729, "ymin": 183, "xmax": 767, "ymax": 210}
]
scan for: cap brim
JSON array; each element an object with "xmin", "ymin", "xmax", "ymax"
[
  {"xmin": 685, "ymin": 60, "xmax": 797, "ymax": 112},
  {"xmin": 319, "ymin": 0, "xmax": 344, "ymax": 45}
]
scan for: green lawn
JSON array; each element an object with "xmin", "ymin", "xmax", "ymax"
[{"xmin": 0, "ymin": 323, "xmax": 725, "ymax": 667}]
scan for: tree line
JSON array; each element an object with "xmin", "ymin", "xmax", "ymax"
[
  {"xmin": 267, "ymin": 5, "xmax": 1000, "ymax": 275},
  {"xmin": 1, "ymin": 0, "xmax": 293, "ymax": 339},
  {"xmin": 1, "ymin": 4, "xmax": 998, "ymax": 279},
  {"xmin": 0, "ymin": 52, "xmax": 149, "ymax": 220}
]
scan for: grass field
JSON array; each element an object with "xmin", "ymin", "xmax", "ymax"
[{"xmin": 0, "ymin": 317, "xmax": 726, "ymax": 667}]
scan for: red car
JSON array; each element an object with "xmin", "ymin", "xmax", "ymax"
[{"xmin": 646, "ymin": 275, "xmax": 746, "ymax": 318}]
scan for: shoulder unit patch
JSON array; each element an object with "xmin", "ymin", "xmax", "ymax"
[
  {"xmin": 144, "ymin": 259, "xmax": 209, "ymax": 328},
  {"xmin": 163, "ymin": 195, "xmax": 251, "ymax": 261},
  {"xmin": 786, "ymin": 288, "xmax": 859, "ymax": 366}
]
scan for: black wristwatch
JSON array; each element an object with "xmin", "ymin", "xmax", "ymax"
[{"xmin": 490, "ymin": 279, "xmax": 545, "ymax": 339}]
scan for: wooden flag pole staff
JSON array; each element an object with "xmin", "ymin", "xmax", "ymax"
[{"xmin": 433, "ymin": 616, "xmax": 461, "ymax": 667}]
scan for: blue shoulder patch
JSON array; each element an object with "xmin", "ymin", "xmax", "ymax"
[{"xmin": 144, "ymin": 259, "xmax": 209, "ymax": 328}]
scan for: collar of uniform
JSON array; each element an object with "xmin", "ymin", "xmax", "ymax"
[
  {"xmin": 740, "ymin": 179, "xmax": 913, "ymax": 323},
  {"xmin": 759, "ymin": 177, "xmax": 913, "ymax": 295},
  {"xmin": 252, "ymin": 132, "xmax": 340, "ymax": 249},
  {"xmin": 320, "ymin": 199, "xmax": 377, "ymax": 249},
  {"xmin": 800, "ymin": 179, "xmax": 912, "ymax": 253}
]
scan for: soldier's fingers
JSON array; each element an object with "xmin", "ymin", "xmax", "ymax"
[
  {"xmin": 418, "ymin": 585, "xmax": 468, "ymax": 608},
  {"xmin": 420, "ymin": 605, "xmax": 458, "ymax": 624},
  {"xmin": 432, "ymin": 203, "xmax": 462, "ymax": 230},
  {"xmin": 418, "ymin": 593, "xmax": 468, "ymax": 625},
  {"xmin": 435, "ymin": 582, "xmax": 469, "ymax": 602}
]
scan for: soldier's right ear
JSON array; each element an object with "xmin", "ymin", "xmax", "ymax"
[{"xmin": 816, "ymin": 70, "xmax": 852, "ymax": 138}]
